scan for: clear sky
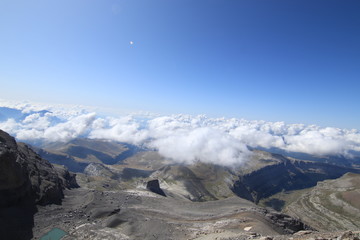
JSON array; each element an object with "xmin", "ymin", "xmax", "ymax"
[{"xmin": 1, "ymin": 0, "xmax": 360, "ymax": 129}]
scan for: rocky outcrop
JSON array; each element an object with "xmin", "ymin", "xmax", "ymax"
[
  {"xmin": 84, "ymin": 163, "xmax": 117, "ymax": 178},
  {"xmin": 53, "ymin": 164, "xmax": 79, "ymax": 189},
  {"xmin": 151, "ymin": 164, "xmax": 220, "ymax": 201},
  {"xmin": 0, "ymin": 130, "xmax": 77, "ymax": 207},
  {"xmin": 264, "ymin": 211, "xmax": 313, "ymax": 234},
  {"xmin": 0, "ymin": 130, "xmax": 79, "ymax": 240},
  {"xmin": 146, "ymin": 179, "xmax": 166, "ymax": 197}
]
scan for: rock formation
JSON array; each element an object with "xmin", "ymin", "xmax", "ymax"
[
  {"xmin": 0, "ymin": 129, "xmax": 78, "ymax": 240},
  {"xmin": 0, "ymin": 130, "xmax": 77, "ymax": 206},
  {"xmin": 146, "ymin": 179, "xmax": 166, "ymax": 197}
]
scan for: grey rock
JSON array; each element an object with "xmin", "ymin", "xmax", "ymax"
[
  {"xmin": 146, "ymin": 179, "xmax": 166, "ymax": 197},
  {"xmin": 0, "ymin": 129, "xmax": 78, "ymax": 206},
  {"xmin": 0, "ymin": 130, "xmax": 78, "ymax": 239}
]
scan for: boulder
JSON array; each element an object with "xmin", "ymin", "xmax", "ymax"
[{"xmin": 146, "ymin": 179, "xmax": 166, "ymax": 197}]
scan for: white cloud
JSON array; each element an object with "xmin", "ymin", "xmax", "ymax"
[
  {"xmin": 0, "ymin": 99, "xmax": 97, "ymax": 143},
  {"xmin": 42, "ymin": 113, "xmax": 96, "ymax": 142},
  {"xmin": 282, "ymin": 127, "xmax": 357, "ymax": 156},
  {"xmin": 89, "ymin": 116, "xmax": 149, "ymax": 145},
  {"xmin": 22, "ymin": 113, "xmax": 51, "ymax": 129},
  {"xmin": 1, "ymin": 99, "xmax": 360, "ymax": 166},
  {"xmin": 149, "ymin": 127, "xmax": 251, "ymax": 166},
  {"xmin": 0, "ymin": 118, "xmax": 20, "ymax": 134}
]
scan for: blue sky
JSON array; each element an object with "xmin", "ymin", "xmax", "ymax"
[{"xmin": 1, "ymin": 0, "xmax": 360, "ymax": 129}]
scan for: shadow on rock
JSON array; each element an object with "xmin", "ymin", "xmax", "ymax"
[{"xmin": 0, "ymin": 204, "xmax": 37, "ymax": 240}]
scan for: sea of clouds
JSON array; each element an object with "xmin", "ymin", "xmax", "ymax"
[{"xmin": 1, "ymin": 100, "xmax": 360, "ymax": 166}]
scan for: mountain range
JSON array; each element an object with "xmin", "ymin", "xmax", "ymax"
[{"xmin": 1, "ymin": 130, "xmax": 360, "ymax": 239}]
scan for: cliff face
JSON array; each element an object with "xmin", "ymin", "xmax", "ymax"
[
  {"xmin": 0, "ymin": 130, "xmax": 77, "ymax": 207},
  {"xmin": 0, "ymin": 130, "xmax": 79, "ymax": 240}
]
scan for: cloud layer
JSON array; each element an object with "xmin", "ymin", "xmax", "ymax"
[{"xmin": 1, "ymin": 100, "xmax": 360, "ymax": 166}]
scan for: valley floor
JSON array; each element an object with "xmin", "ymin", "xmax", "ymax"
[{"xmin": 32, "ymin": 187, "xmax": 306, "ymax": 240}]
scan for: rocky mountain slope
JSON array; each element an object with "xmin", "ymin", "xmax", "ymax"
[
  {"xmin": 34, "ymin": 138, "xmax": 140, "ymax": 172},
  {"xmin": 0, "ymin": 130, "xmax": 78, "ymax": 240},
  {"xmin": 122, "ymin": 150, "xmax": 360, "ymax": 203},
  {"xmin": 42, "ymin": 139, "xmax": 360, "ymax": 205},
  {"xmin": 2, "ymin": 132, "xmax": 360, "ymax": 239},
  {"xmin": 284, "ymin": 172, "xmax": 360, "ymax": 231},
  {"xmin": 232, "ymin": 158, "xmax": 360, "ymax": 203}
]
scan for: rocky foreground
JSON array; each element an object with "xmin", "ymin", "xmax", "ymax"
[
  {"xmin": 31, "ymin": 187, "xmax": 312, "ymax": 240},
  {"xmin": 30, "ymin": 186, "xmax": 360, "ymax": 240}
]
